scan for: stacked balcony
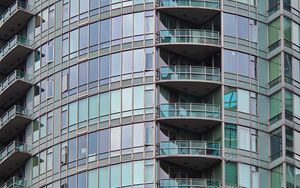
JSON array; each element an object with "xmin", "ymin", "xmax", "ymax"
[
  {"xmin": 0, "ymin": 1, "xmax": 34, "ymax": 40},
  {"xmin": 0, "ymin": 141, "xmax": 31, "ymax": 177},
  {"xmin": 0, "ymin": 35, "xmax": 33, "ymax": 74},
  {"xmin": 0, "ymin": 106, "xmax": 31, "ymax": 143},
  {"xmin": 158, "ymin": 140, "xmax": 221, "ymax": 168},
  {"xmin": 156, "ymin": 0, "xmax": 222, "ymax": 186},
  {"xmin": 0, "ymin": 1, "xmax": 32, "ymax": 180},
  {"xmin": 0, "ymin": 71, "xmax": 31, "ymax": 114}
]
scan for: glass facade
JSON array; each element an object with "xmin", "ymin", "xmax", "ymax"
[{"xmin": 0, "ymin": 0, "xmax": 299, "ymax": 188}]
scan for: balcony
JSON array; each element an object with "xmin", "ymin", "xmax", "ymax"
[
  {"xmin": 0, "ymin": 35, "xmax": 33, "ymax": 74},
  {"xmin": 159, "ymin": 178, "xmax": 220, "ymax": 188},
  {"xmin": 157, "ymin": 0, "xmax": 220, "ymax": 25},
  {"xmin": 158, "ymin": 140, "xmax": 221, "ymax": 170},
  {"xmin": 0, "ymin": 177, "xmax": 25, "ymax": 188},
  {"xmin": 0, "ymin": 141, "xmax": 31, "ymax": 177},
  {"xmin": 0, "ymin": 1, "xmax": 33, "ymax": 40},
  {"xmin": 157, "ymin": 29, "xmax": 220, "ymax": 59},
  {"xmin": 157, "ymin": 66, "xmax": 221, "ymax": 96},
  {"xmin": 0, "ymin": 106, "xmax": 31, "ymax": 143},
  {"xmin": 157, "ymin": 103, "xmax": 221, "ymax": 132},
  {"xmin": 0, "ymin": 71, "xmax": 31, "ymax": 112}
]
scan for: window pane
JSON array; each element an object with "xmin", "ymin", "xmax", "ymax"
[
  {"xmin": 239, "ymin": 126, "xmax": 250, "ymax": 151},
  {"xmin": 238, "ymin": 16, "xmax": 249, "ymax": 40},
  {"xmin": 122, "ymin": 125, "xmax": 132, "ymax": 149},
  {"xmin": 123, "ymin": 14, "xmax": 133, "ymax": 37},
  {"xmin": 134, "ymin": 161, "xmax": 144, "ymax": 184},
  {"xmin": 134, "ymin": 12, "xmax": 144, "ymax": 35},
  {"xmin": 99, "ymin": 167, "xmax": 109, "ymax": 188},
  {"xmin": 69, "ymin": 101, "xmax": 78, "ymax": 126},
  {"xmin": 238, "ymin": 89, "xmax": 250, "ymax": 113},
  {"xmin": 111, "ymin": 165, "xmax": 121, "ymax": 188},
  {"xmin": 224, "ymin": 50, "xmax": 237, "ymax": 74},
  {"xmin": 224, "ymin": 13, "xmax": 236, "ymax": 37},
  {"xmin": 122, "ymin": 162, "xmax": 132, "ymax": 186},
  {"xmin": 110, "ymin": 127, "xmax": 121, "ymax": 151},
  {"xmin": 88, "ymin": 169, "xmax": 98, "ymax": 188},
  {"xmin": 79, "ymin": 98, "xmax": 88, "ymax": 122},
  {"xmin": 239, "ymin": 164, "xmax": 250, "ymax": 188},
  {"xmin": 89, "ymin": 95, "xmax": 99, "ymax": 119}
]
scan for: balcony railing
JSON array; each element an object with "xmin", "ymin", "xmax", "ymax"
[
  {"xmin": 0, "ymin": 141, "xmax": 30, "ymax": 163},
  {"xmin": 158, "ymin": 0, "xmax": 220, "ymax": 8},
  {"xmin": 0, "ymin": 177, "xmax": 25, "ymax": 188},
  {"xmin": 159, "ymin": 29, "xmax": 220, "ymax": 45},
  {"xmin": 0, "ymin": 70, "xmax": 28, "ymax": 93},
  {"xmin": 0, "ymin": 106, "xmax": 30, "ymax": 128},
  {"xmin": 0, "ymin": 1, "xmax": 33, "ymax": 26},
  {"xmin": 159, "ymin": 140, "xmax": 221, "ymax": 156},
  {"xmin": 0, "ymin": 35, "xmax": 33, "ymax": 61},
  {"xmin": 159, "ymin": 178, "xmax": 220, "ymax": 188},
  {"xmin": 158, "ymin": 103, "xmax": 221, "ymax": 120},
  {"xmin": 159, "ymin": 66, "xmax": 221, "ymax": 82}
]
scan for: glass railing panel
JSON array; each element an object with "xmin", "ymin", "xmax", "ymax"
[
  {"xmin": 0, "ymin": 105, "xmax": 30, "ymax": 129},
  {"xmin": 0, "ymin": 177, "xmax": 25, "ymax": 188},
  {"xmin": 159, "ymin": 103, "xmax": 221, "ymax": 119},
  {"xmin": 160, "ymin": 178, "xmax": 220, "ymax": 187},
  {"xmin": 0, "ymin": 141, "xmax": 31, "ymax": 163},
  {"xmin": 159, "ymin": 0, "xmax": 220, "ymax": 8},
  {"xmin": 159, "ymin": 66, "xmax": 221, "ymax": 82},
  {"xmin": 160, "ymin": 140, "xmax": 221, "ymax": 156},
  {"xmin": 0, "ymin": 70, "xmax": 27, "ymax": 93},
  {"xmin": 0, "ymin": 1, "xmax": 33, "ymax": 24},
  {"xmin": 0, "ymin": 35, "xmax": 33, "ymax": 60},
  {"xmin": 159, "ymin": 29, "xmax": 220, "ymax": 45}
]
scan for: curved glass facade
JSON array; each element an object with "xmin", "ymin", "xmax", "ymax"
[{"xmin": 0, "ymin": 0, "xmax": 299, "ymax": 187}]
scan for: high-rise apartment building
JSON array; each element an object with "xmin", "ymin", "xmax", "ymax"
[{"xmin": 0, "ymin": 0, "xmax": 299, "ymax": 187}]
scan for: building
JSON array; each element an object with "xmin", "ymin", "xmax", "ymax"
[{"xmin": 0, "ymin": 0, "xmax": 299, "ymax": 187}]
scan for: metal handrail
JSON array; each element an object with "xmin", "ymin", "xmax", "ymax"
[
  {"xmin": 0, "ymin": 1, "xmax": 33, "ymax": 25},
  {"xmin": 159, "ymin": 178, "xmax": 221, "ymax": 187},
  {"xmin": 158, "ymin": 103, "xmax": 221, "ymax": 119},
  {"xmin": 0, "ymin": 177, "xmax": 25, "ymax": 188},
  {"xmin": 0, "ymin": 35, "xmax": 33, "ymax": 60},
  {"xmin": 159, "ymin": 140, "xmax": 221, "ymax": 156},
  {"xmin": 0, "ymin": 70, "xmax": 27, "ymax": 93},
  {"xmin": 0, "ymin": 141, "xmax": 31, "ymax": 163},
  {"xmin": 158, "ymin": 0, "xmax": 220, "ymax": 8},
  {"xmin": 159, "ymin": 65, "xmax": 221, "ymax": 82},
  {"xmin": 0, "ymin": 105, "xmax": 30, "ymax": 128},
  {"xmin": 159, "ymin": 29, "xmax": 220, "ymax": 45}
]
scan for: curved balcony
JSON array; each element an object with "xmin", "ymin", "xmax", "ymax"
[
  {"xmin": 159, "ymin": 178, "xmax": 220, "ymax": 188},
  {"xmin": 0, "ymin": 1, "xmax": 34, "ymax": 40},
  {"xmin": 157, "ymin": 103, "xmax": 221, "ymax": 132},
  {"xmin": 0, "ymin": 71, "xmax": 31, "ymax": 112},
  {"xmin": 0, "ymin": 35, "xmax": 33, "ymax": 74},
  {"xmin": 0, "ymin": 177, "xmax": 25, "ymax": 188},
  {"xmin": 0, "ymin": 141, "xmax": 31, "ymax": 177},
  {"xmin": 157, "ymin": 66, "xmax": 221, "ymax": 96},
  {"xmin": 158, "ymin": 140, "xmax": 221, "ymax": 170},
  {"xmin": 0, "ymin": 106, "xmax": 31, "ymax": 143},
  {"xmin": 157, "ymin": 0, "xmax": 220, "ymax": 25},
  {"xmin": 157, "ymin": 29, "xmax": 220, "ymax": 59}
]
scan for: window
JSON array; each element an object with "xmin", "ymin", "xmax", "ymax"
[
  {"xmin": 238, "ymin": 16, "xmax": 249, "ymax": 40},
  {"xmin": 123, "ymin": 14, "xmax": 133, "ymax": 37},
  {"xmin": 122, "ymin": 162, "xmax": 132, "ymax": 186},
  {"xmin": 271, "ymin": 128, "xmax": 282, "ymax": 160},
  {"xmin": 286, "ymin": 127, "xmax": 294, "ymax": 158},
  {"xmin": 239, "ymin": 164, "xmax": 250, "ymax": 188},
  {"xmin": 238, "ymin": 89, "xmax": 250, "ymax": 113},
  {"xmin": 224, "ymin": 13, "xmax": 236, "ymax": 37},
  {"xmin": 79, "ymin": 26, "xmax": 89, "ymax": 53},
  {"xmin": 224, "ymin": 87, "xmax": 237, "ymax": 110},
  {"xmin": 47, "ymin": 76, "xmax": 54, "ymax": 98},
  {"xmin": 269, "ymin": 18, "xmax": 280, "ymax": 48},
  {"xmin": 269, "ymin": 54, "xmax": 281, "ymax": 84},
  {"xmin": 40, "ymin": 115, "xmax": 46, "ymax": 138},
  {"xmin": 270, "ymin": 91, "xmax": 282, "ymax": 122},
  {"xmin": 33, "ymin": 120, "xmax": 39, "ymax": 142},
  {"xmin": 88, "ymin": 132, "xmax": 97, "ymax": 162},
  {"xmin": 239, "ymin": 126, "xmax": 250, "ymax": 151},
  {"xmin": 225, "ymin": 124, "xmax": 237, "ymax": 148},
  {"xmin": 79, "ymin": 62, "xmax": 88, "ymax": 91},
  {"xmin": 224, "ymin": 50, "xmax": 237, "ymax": 74},
  {"xmin": 79, "ymin": 98, "xmax": 88, "ymax": 123},
  {"xmin": 271, "ymin": 165, "xmax": 283, "ymax": 188},
  {"xmin": 225, "ymin": 162, "xmax": 237, "ymax": 186}
]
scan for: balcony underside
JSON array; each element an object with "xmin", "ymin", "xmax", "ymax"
[
  {"xmin": 0, "ymin": 80, "xmax": 31, "ymax": 114},
  {"xmin": 157, "ymin": 7, "xmax": 220, "ymax": 25},
  {"xmin": 0, "ymin": 151, "xmax": 31, "ymax": 177},
  {"xmin": 158, "ymin": 155, "xmax": 221, "ymax": 170},
  {"xmin": 157, "ymin": 118, "xmax": 221, "ymax": 133},
  {"xmin": 0, "ymin": 10, "xmax": 33, "ymax": 40},
  {"xmin": 157, "ymin": 80, "xmax": 220, "ymax": 97},
  {"xmin": 0, "ymin": 45, "xmax": 32, "ymax": 74},
  {"xmin": 157, "ymin": 44, "xmax": 220, "ymax": 60},
  {"xmin": 0, "ymin": 0, "xmax": 14, "ymax": 7},
  {"xmin": 0, "ymin": 115, "xmax": 31, "ymax": 143}
]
